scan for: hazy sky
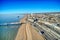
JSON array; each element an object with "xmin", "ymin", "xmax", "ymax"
[{"xmin": 0, "ymin": 0, "xmax": 60, "ymax": 14}]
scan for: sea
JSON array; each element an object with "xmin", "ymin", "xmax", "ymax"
[{"xmin": 0, "ymin": 14, "xmax": 24, "ymax": 40}]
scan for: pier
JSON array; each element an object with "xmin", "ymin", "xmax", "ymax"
[{"xmin": 0, "ymin": 22, "xmax": 21, "ymax": 26}]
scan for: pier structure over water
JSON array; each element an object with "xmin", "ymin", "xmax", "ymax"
[{"xmin": 0, "ymin": 22, "xmax": 21, "ymax": 26}]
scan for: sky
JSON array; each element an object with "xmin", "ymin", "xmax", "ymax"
[{"xmin": 0, "ymin": 0, "xmax": 60, "ymax": 14}]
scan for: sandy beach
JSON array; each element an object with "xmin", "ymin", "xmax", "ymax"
[{"xmin": 15, "ymin": 16, "xmax": 45, "ymax": 40}]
